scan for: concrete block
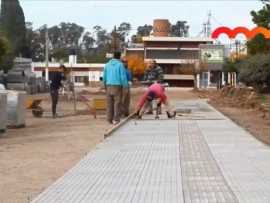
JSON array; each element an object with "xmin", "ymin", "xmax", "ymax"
[
  {"xmin": 7, "ymin": 90, "xmax": 26, "ymax": 128},
  {"xmin": 0, "ymin": 91, "xmax": 7, "ymax": 133}
]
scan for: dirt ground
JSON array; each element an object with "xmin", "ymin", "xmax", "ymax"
[{"xmin": 0, "ymin": 87, "xmax": 197, "ymax": 203}]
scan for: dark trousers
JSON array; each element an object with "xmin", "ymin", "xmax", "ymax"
[
  {"xmin": 50, "ymin": 89, "xmax": 59, "ymax": 116},
  {"xmin": 106, "ymin": 85, "xmax": 122, "ymax": 123}
]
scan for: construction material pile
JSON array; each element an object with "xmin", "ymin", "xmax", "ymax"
[{"xmin": 207, "ymin": 86, "xmax": 270, "ymax": 119}]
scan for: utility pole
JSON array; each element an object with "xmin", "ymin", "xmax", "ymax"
[
  {"xmin": 201, "ymin": 11, "xmax": 212, "ymax": 38},
  {"xmin": 45, "ymin": 25, "xmax": 49, "ymax": 82},
  {"xmin": 206, "ymin": 11, "xmax": 212, "ymax": 38},
  {"xmin": 111, "ymin": 26, "xmax": 118, "ymax": 53},
  {"xmin": 235, "ymin": 40, "xmax": 240, "ymax": 60}
]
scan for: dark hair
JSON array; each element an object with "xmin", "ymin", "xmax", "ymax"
[
  {"xmin": 60, "ymin": 64, "xmax": 67, "ymax": 72},
  {"xmin": 113, "ymin": 51, "xmax": 121, "ymax": 59}
]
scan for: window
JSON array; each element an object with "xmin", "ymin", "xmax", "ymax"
[{"xmin": 75, "ymin": 76, "xmax": 89, "ymax": 83}]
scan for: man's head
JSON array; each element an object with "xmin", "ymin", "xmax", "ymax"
[
  {"xmin": 59, "ymin": 64, "xmax": 66, "ymax": 72},
  {"xmin": 146, "ymin": 91, "xmax": 156, "ymax": 101},
  {"xmin": 113, "ymin": 51, "xmax": 121, "ymax": 60},
  {"xmin": 148, "ymin": 59, "xmax": 157, "ymax": 69}
]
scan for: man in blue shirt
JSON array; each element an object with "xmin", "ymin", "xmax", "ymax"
[{"xmin": 103, "ymin": 52, "xmax": 128, "ymax": 124}]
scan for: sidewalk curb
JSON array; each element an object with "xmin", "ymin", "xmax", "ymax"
[{"xmin": 104, "ymin": 112, "xmax": 136, "ymax": 138}]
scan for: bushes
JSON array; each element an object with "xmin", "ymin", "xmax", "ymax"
[
  {"xmin": 237, "ymin": 54, "xmax": 270, "ymax": 92},
  {"xmin": 0, "ymin": 36, "xmax": 11, "ymax": 72}
]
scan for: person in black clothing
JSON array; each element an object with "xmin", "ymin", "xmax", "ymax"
[{"xmin": 49, "ymin": 65, "xmax": 66, "ymax": 118}]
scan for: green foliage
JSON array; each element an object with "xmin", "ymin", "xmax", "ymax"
[
  {"xmin": 251, "ymin": 4, "xmax": 270, "ymax": 28},
  {"xmin": 171, "ymin": 21, "xmax": 189, "ymax": 37},
  {"xmin": 132, "ymin": 24, "xmax": 152, "ymax": 43},
  {"xmin": 0, "ymin": 36, "xmax": 9, "ymax": 63},
  {"xmin": 258, "ymin": 94, "xmax": 268, "ymax": 104},
  {"xmin": 0, "ymin": 0, "xmax": 28, "ymax": 57},
  {"xmin": 223, "ymin": 59, "xmax": 238, "ymax": 73},
  {"xmin": 1, "ymin": 53, "xmax": 14, "ymax": 73},
  {"xmin": 249, "ymin": 4, "xmax": 270, "ymax": 55},
  {"xmin": 117, "ymin": 22, "xmax": 131, "ymax": 43},
  {"xmin": 81, "ymin": 32, "xmax": 95, "ymax": 51},
  {"xmin": 0, "ymin": 35, "xmax": 12, "ymax": 72},
  {"xmin": 51, "ymin": 48, "xmax": 69, "ymax": 62},
  {"xmin": 237, "ymin": 54, "xmax": 270, "ymax": 91},
  {"xmin": 247, "ymin": 34, "xmax": 270, "ymax": 55},
  {"xmin": 261, "ymin": 0, "xmax": 270, "ymax": 4}
]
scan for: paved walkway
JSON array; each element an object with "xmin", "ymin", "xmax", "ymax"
[{"xmin": 32, "ymin": 100, "xmax": 270, "ymax": 203}]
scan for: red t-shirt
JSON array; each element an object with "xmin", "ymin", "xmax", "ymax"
[{"xmin": 138, "ymin": 83, "xmax": 167, "ymax": 108}]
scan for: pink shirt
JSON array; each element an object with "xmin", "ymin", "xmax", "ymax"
[{"xmin": 138, "ymin": 83, "xmax": 167, "ymax": 108}]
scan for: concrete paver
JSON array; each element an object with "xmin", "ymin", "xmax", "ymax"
[{"xmin": 32, "ymin": 100, "xmax": 270, "ymax": 203}]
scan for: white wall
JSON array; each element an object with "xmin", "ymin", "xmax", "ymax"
[{"xmin": 89, "ymin": 71, "xmax": 103, "ymax": 82}]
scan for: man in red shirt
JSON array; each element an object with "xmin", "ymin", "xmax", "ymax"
[{"xmin": 136, "ymin": 83, "xmax": 176, "ymax": 119}]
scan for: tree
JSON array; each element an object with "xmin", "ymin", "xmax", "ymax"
[
  {"xmin": 117, "ymin": 22, "xmax": 131, "ymax": 41},
  {"xmin": 137, "ymin": 24, "xmax": 153, "ymax": 36},
  {"xmin": 0, "ymin": 37, "xmax": 9, "ymax": 64},
  {"xmin": 0, "ymin": 35, "xmax": 13, "ymax": 73},
  {"xmin": 131, "ymin": 24, "xmax": 153, "ymax": 43},
  {"xmin": 248, "ymin": 5, "xmax": 270, "ymax": 55},
  {"xmin": 171, "ymin": 21, "xmax": 189, "ymax": 37},
  {"xmin": 251, "ymin": 4, "xmax": 270, "ymax": 28},
  {"xmin": 49, "ymin": 23, "xmax": 84, "ymax": 61},
  {"xmin": 247, "ymin": 34, "xmax": 270, "ymax": 55},
  {"xmin": 57, "ymin": 22, "xmax": 84, "ymax": 48},
  {"xmin": 93, "ymin": 25, "xmax": 111, "ymax": 49},
  {"xmin": 223, "ymin": 58, "xmax": 239, "ymax": 73},
  {"xmin": 0, "ymin": 0, "xmax": 28, "ymax": 57},
  {"xmin": 237, "ymin": 54, "xmax": 270, "ymax": 91},
  {"xmin": 29, "ymin": 25, "xmax": 46, "ymax": 62},
  {"xmin": 116, "ymin": 22, "xmax": 131, "ymax": 50},
  {"xmin": 81, "ymin": 32, "xmax": 95, "ymax": 51},
  {"xmin": 29, "ymin": 23, "xmax": 85, "ymax": 61},
  {"xmin": 261, "ymin": 0, "xmax": 270, "ymax": 5}
]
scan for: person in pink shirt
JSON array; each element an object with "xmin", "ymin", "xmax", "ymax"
[{"xmin": 136, "ymin": 83, "xmax": 176, "ymax": 119}]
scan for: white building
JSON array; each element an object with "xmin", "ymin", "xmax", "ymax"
[{"xmin": 32, "ymin": 62, "xmax": 104, "ymax": 86}]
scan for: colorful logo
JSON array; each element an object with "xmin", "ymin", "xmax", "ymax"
[{"xmin": 211, "ymin": 26, "xmax": 270, "ymax": 39}]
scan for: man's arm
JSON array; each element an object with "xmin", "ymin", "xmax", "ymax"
[
  {"xmin": 127, "ymin": 69, "xmax": 132, "ymax": 82},
  {"xmin": 157, "ymin": 66, "xmax": 164, "ymax": 82},
  {"xmin": 143, "ymin": 70, "xmax": 149, "ymax": 81},
  {"xmin": 119, "ymin": 64, "xmax": 128, "ymax": 87},
  {"xmin": 136, "ymin": 91, "xmax": 148, "ymax": 112},
  {"xmin": 103, "ymin": 65, "xmax": 107, "ymax": 86}
]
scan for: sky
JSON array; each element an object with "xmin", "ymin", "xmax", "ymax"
[{"xmin": 20, "ymin": 0, "xmax": 264, "ymax": 38}]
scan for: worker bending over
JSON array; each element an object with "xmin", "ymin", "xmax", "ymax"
[{"xmin": 136, "ymin": 83, "xmax": 176, "ymax": 119}]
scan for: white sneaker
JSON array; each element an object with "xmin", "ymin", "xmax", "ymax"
[{"xmin": 113, "ymin": 120, "xmax": 120, "ymax": 125}]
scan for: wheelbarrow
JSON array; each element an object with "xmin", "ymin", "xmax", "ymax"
[
  {"xmin": 26, "ymin": 98, "xmax": 44, "ymax": 118},
  {"xmin": 79, "ymin": 95, "xmax": 107, "ymax": 119}
]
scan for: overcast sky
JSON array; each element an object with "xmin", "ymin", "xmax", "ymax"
[{"xmin": 20, "ymin": 0, "xmax": 263, "ymax": 37}]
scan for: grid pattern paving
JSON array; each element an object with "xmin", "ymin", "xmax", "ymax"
[
  {"xmin": 32, "ymin": 100, "xmax": 270, "ymax": 203},
  {"xmin": 198, "ymin": 119, "xmax": 270, "ymax": 203},
  {"xmin": 178, "ymin": 120, "xmax": 238, "ymax": 203},
  {"xmin": 32, "ymin": 120, "xmax": 183, "ymax": 203}
]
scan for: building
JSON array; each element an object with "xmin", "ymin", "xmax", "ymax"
[
  {"xmin": 32, "ymin": 62, "xmax": 104, "ymax": 86},
  {"xmin": 126, "ymin": 19, "xmax": 225, "ymax": 87}
]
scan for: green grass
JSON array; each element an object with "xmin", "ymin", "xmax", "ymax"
[
  {"xmin": 258, "ymin": 94, "xmax": 270, "ymax": 111},
  {"xmin": 258, "ymin": 95, "xmax": 269, "ymax": 104}
]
